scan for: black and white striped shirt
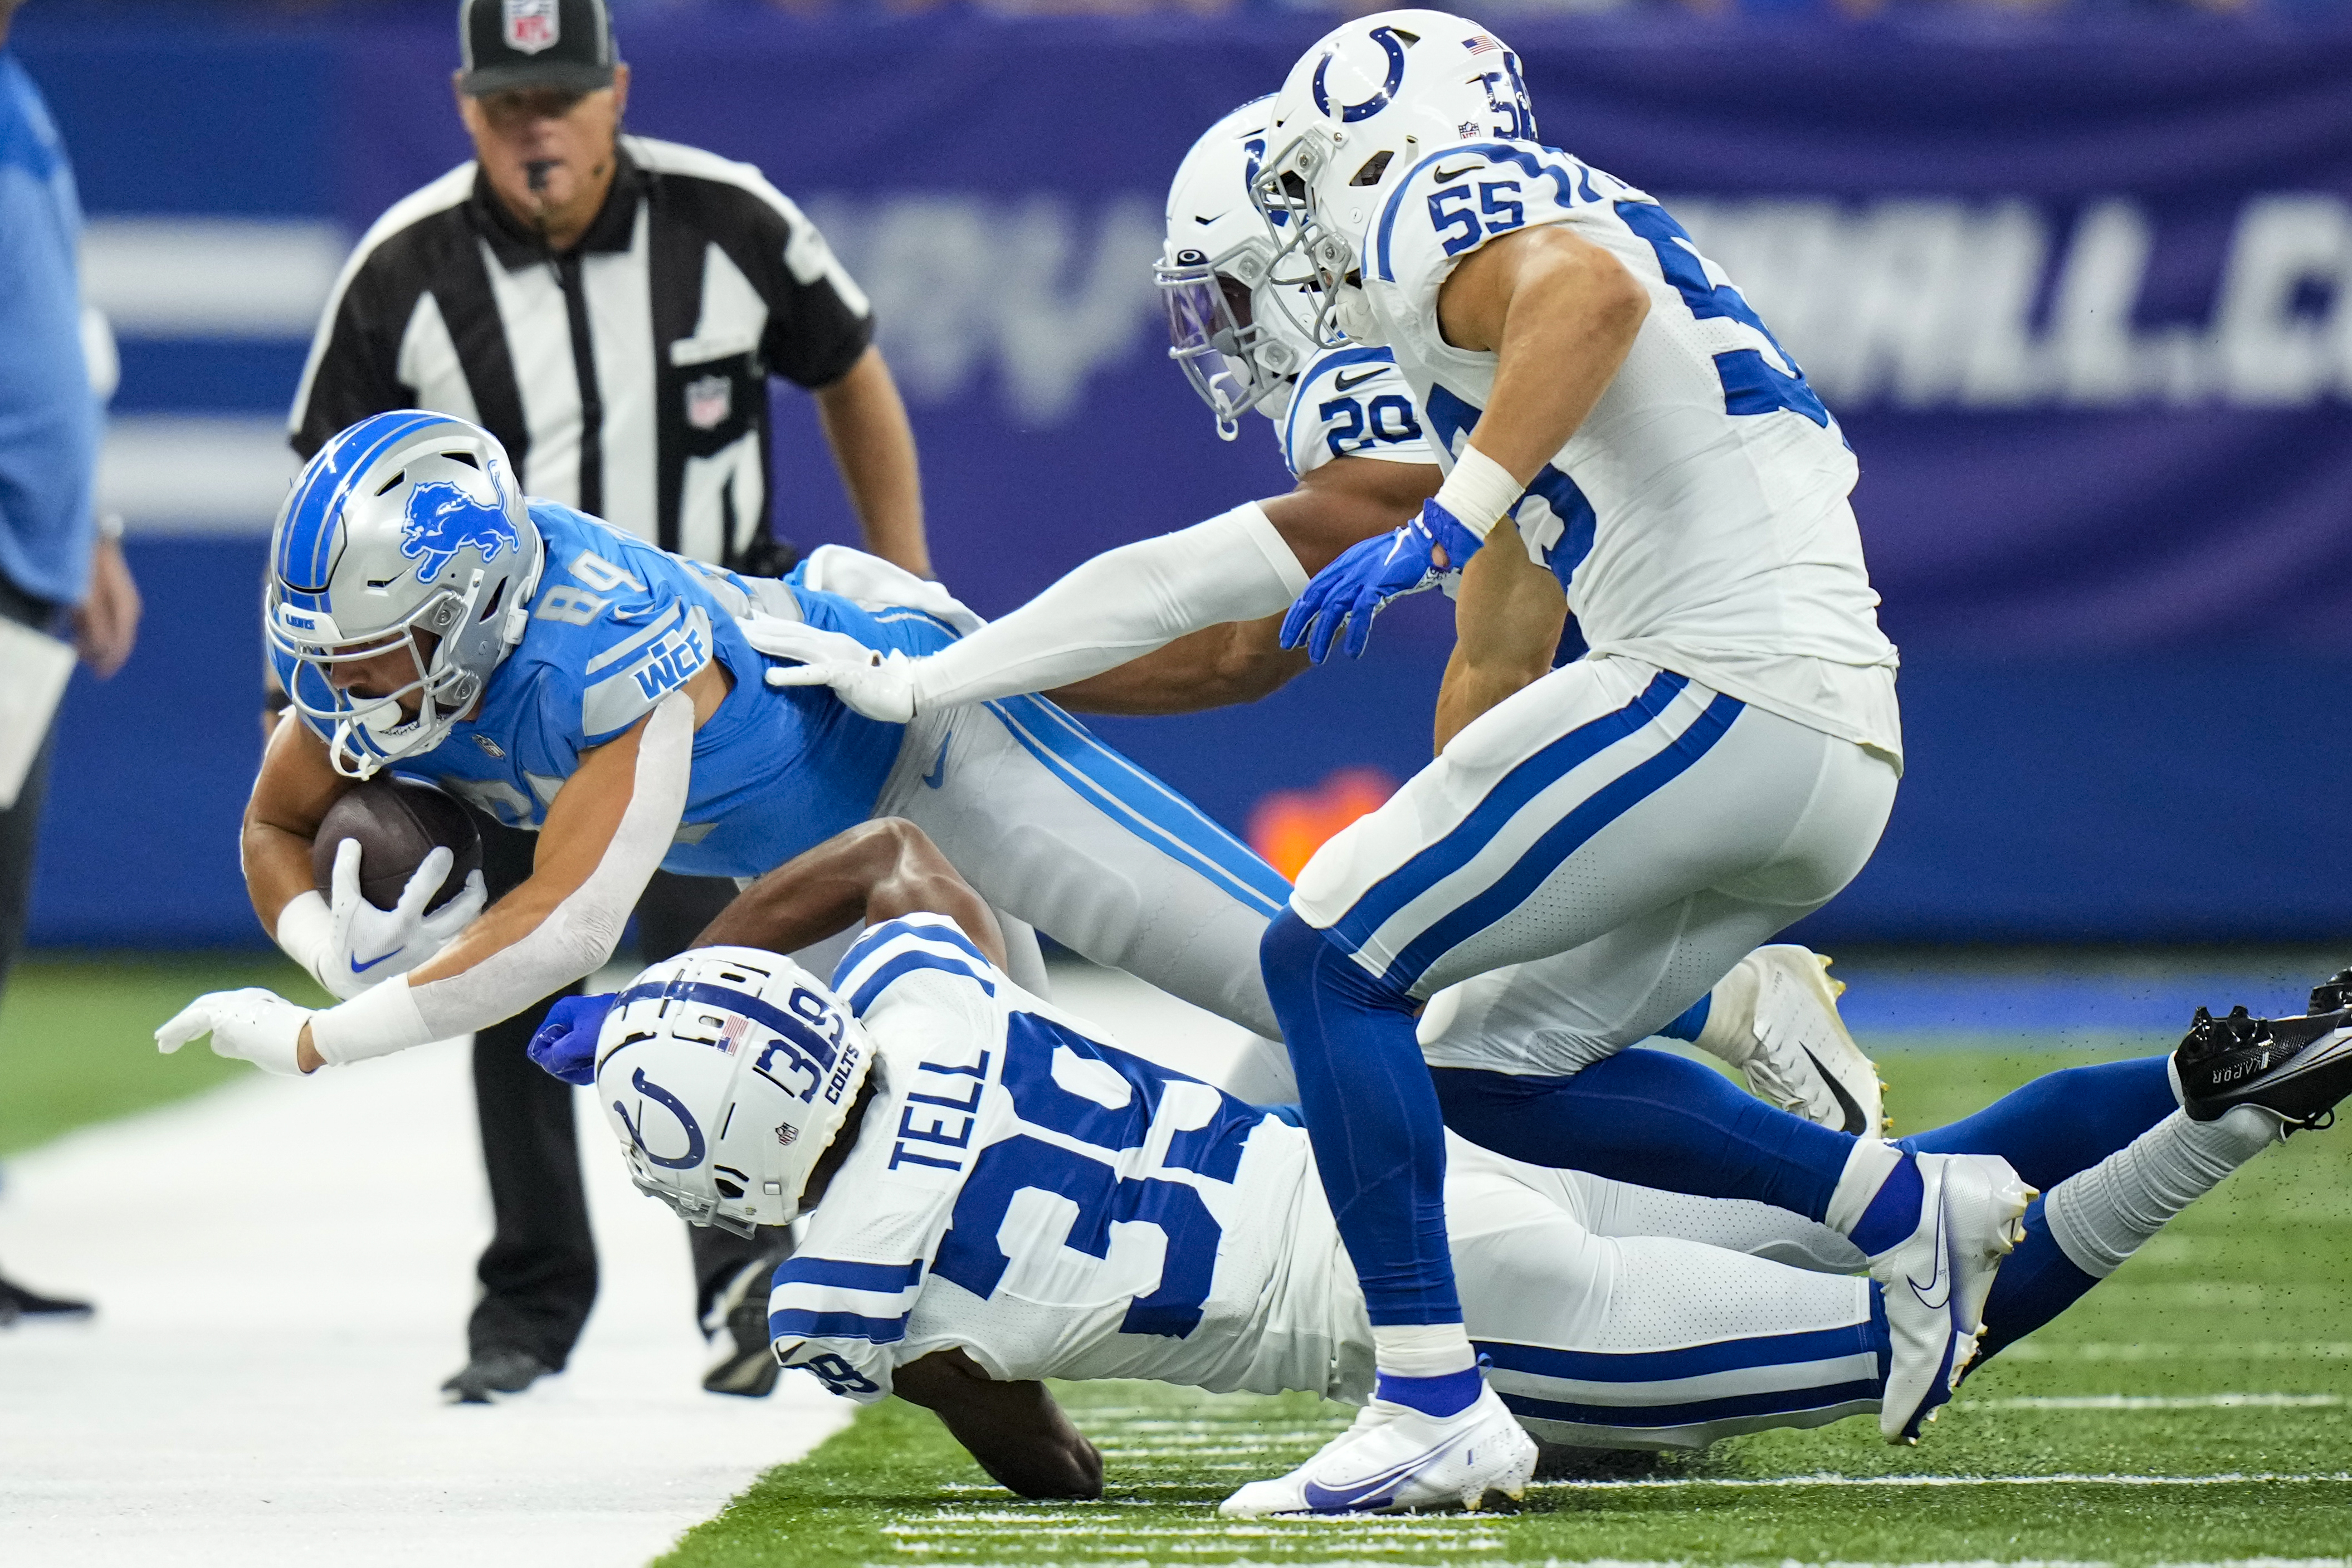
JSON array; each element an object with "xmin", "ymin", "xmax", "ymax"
[{"xmin": 289, "ymin": 136, "xmax": 872, "ymax": 566}]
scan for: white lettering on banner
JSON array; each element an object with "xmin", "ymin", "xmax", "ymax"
[
  {"xmin": 802, "ymin": 194, "xmax": 1163, "ymax": 426},
  {"xmin": 1673, "ymin": 193, "xmax": 2352, "ymax": 410}
]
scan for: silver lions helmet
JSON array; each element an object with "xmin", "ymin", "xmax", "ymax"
[
  {"xmin": 595, "ymin": 947, "xmax": 878, "ymax": 1235},
  {"xmin": 267, "ymin": 411, "xmax": 545, "ymax": 777},
  {"xmin": 1157, "ymin": 97, "xmax": 1325, "ymax": 441}
]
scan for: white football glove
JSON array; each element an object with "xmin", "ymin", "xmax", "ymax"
[
  {"xmin": 155, "ymin": 988, "xmax": 314, "ymax": 1076},
  {"xmin": 739, "ymin": 616, "xmax": 920, "ymax": 724},
  {"xmin": 311, "ymin": 838, "xmax": 485, "ymax": 1000}
]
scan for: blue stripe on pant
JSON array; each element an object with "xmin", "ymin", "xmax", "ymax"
[
  {"xmin": 985, "ymin": 694, "xmax": 1291, "ymax": 919},
  {"xmin": 1325, "ymin": 670, "xmax": 1694, "ymax": 958},
  {"xmin": 1480, "ymin": 1295, "xmax": 1890, "ymax": 1450}
]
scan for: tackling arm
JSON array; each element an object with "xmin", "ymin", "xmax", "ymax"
[
  {"xmin": 755, "ymin": 454, "xmax": 1441, "ymax": 721},
  {"xmin": 1046, "ymin": 455, "xmax": 1439, "ymax": 715},
  {"xmin": 894, "ymin": 1348, "xmax": 1104, "ymax": 1501},
  {"xmin": 694, "ymin": 817, "xmax": 1008, "ymax": 969}
]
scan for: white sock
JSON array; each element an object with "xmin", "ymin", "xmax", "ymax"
[
  {"xmin": 1371, "ymin": 1323, "xmax": 1476, "ymax": 1378},
  {"xmin": 2046, "ymin": 1106, "xmax": 2286, "ymax": 1279},
  {"xmin": 1694, "ymin": 957, "xmax": 1760, "ymax": 1065},
  {"xmin": 1822, "ymin": 1137, "xmax": 1906, "ymax": 1241}
]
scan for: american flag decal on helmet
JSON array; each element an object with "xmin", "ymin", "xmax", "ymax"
[{"xmin": 1462, "ymin": 33, "xmax": 1503, "ymax": 56}]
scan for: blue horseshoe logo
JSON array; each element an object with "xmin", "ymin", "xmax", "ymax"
[
  {"xmin": 614, "ymin": 1067, "xmax": 707, "ymax": 1170},
  {"xmin": 1312, "ymin": 26, "xmax": 1409, "ymax": 125}
]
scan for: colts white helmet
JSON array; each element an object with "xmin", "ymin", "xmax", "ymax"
[
  {"xmin": 1157, "ymin": 97, "xmax": 1323, "ymax": 440},
  {"xmin": 595, "ymin": 947, "xmax": 877, "ymax": 1235},
  {"xmin": 1252, "ymin": 9, "xmax": 1538, "ymax": 344},
  {"xmin": 267, "ymin": 411, "xmax": 544, "ymax": 777}
]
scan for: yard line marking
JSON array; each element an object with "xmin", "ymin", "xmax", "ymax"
[
  {"xmin": 1982, "ymin": 1393, "xmax": 2344, "ymax": 1410},
  {"xmin": 1529, "ymin": 1472, "xmax": 2352, "ymax": 1491},
  {"xmin": 1997, "ymin": 1341, "xmax": 2352, "ymax": 1361}
]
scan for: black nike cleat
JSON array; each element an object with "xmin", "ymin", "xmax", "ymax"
[
  {"xmin": 2170, "ymin": 1004, "xmax": 2352, "ymax": 1131},
  {"xmin": 2307, "ymin": 968, "xmax": 2352, "ymax": 1015},
  {"xmin": 702, "ymin": 1257, "xmax": 782, "ymax": 1398},
  {"xmin": 441, "ymin": 1347, "xmax": 553, "ymax": 1404}
]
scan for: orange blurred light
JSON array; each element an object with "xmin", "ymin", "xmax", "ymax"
[{"xmin": 1247, "ymin": 767, "xmax": 1398, "ymax": 882}]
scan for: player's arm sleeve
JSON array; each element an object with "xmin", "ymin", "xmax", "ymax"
[
  {"xmin": 897, "ymin": 503, "xmax": 1309, "ymax": 715},
  {"xmin": 720, "ymin": 178, "xmax": 876, "ymax": 391},
  {"xmin": 302, "ymin": 694, "xmax": 694, "ymax": 1062}
]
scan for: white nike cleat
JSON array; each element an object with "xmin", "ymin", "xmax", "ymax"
[
  {"xmin": 1871, "ymin": 1151, "xmax": 2036, "ymax": 1444},
  {"xmin": 1219, "ymin": 1383, "xmax": 1538, "ymax": 1518},
  {"xmin": 1720, "ymin": 947, "xmax": 1887, "ymax": 1136}
]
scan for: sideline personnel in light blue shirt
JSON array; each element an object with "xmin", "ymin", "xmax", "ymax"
[{"xmin": 0, "ymin": 2, "xmax": 141, "ymax": 1324}]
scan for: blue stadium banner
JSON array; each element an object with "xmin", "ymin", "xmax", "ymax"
[{"xmin": 18, "ymin": 12, "xmax": 2352, "ymax": 943}]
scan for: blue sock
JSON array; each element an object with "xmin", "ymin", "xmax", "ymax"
[
  {"xmin": 1375, "ymin": 1365, "xmax": 1484, "ymax": 1418},
  {"xmin": 1903, "ymin": 1056, "xmax": 2175, "ymax": 1194},
  {"xmin": 1261, "ymin": 910, "xmax": 1461, "ymax": 1326},
  {"xmin": 1657, "ymin": 993, "xmax": 1710, "ymax": 1043},
  {"xmin": 1969, "ymin": 1200, "xmax": 2099, "ymax": 1371},
  {"xmin": 1847, "ymin": 1154, "xmax": 1923, "ymax": 1257},
  {"xmin": 1428, "ymin": 1049, "xmax": 1856, "ymax": 1222}
]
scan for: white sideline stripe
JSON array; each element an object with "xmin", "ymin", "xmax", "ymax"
[
  {"xmin": 101, "ymin": 413, "xmax": 297, "ymax": 533},
  {"xmin": 1983, "ymin": 1394, "xmax": 2345, "ymax": 1410},
  {"xmin": 1529, "ymin": 1472, "xmax": 2352, "ymax": 1491},
  {"xmin": 0, "ymin": 1039, "xmax": 856, "ymax": 1568},
  {"xmin": 82, "ymin": 217, "xmax": 348, "ymax": 337}
]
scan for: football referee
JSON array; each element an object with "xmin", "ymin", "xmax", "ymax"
[{"xmin": 284, "ymin": 0, "xmax": 930, "ymax": 1405}]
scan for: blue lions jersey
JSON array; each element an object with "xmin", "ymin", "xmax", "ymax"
[{"xmin": 275, "ymin": 501, "xmax": 954, "ymax": 879}]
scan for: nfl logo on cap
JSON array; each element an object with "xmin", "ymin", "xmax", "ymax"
[{"xmin": 505, "ymin": 0, "xmax": 559, "ymax": 55}]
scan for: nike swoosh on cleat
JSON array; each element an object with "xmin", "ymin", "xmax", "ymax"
[
  {"xmin": 1297, "ymin": 1437, "xmax": 1453, "ymax": 1513},
  {"xmin": 350, "ymin": 947, "xmax": 401, "ymax": 974},
  {"xmin": 1906, "ymin": 1194, "xmax": 1953, "ymax": 1311},
  {"xmin": 1805, "ymin": 1046, "xmax": 1870, "ymax": 1136},
  {"xmin": 923, "ymin": 731, "xmax": 952, "ymax": 790},
  {"xmin": 1333, "ymin": 367, "xmax": 1384, "ymax": 393}
]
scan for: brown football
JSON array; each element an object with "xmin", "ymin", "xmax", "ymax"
[{"xmin": 310, "ymin": 777, "xmax": 483, "ymax": 915}]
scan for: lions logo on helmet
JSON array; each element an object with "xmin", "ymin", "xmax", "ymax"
[
  {"xmin": 594, "ymin": 947, "xmax": 877, "ymax": 1237},
  {"xmin": 400, "ymin": 479, "xmax": 523, "ymax": 585},
  {"xmin": 1251, "ymin": 9, "xmax": 1537, "ymax": 346},
  {"xmin": 266, "ymin": 411, "xmax": 545, "ymax": 779}
]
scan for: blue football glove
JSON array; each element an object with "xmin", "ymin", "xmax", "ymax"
[
  {"xmin": 526, "ymin": 992, "xmax": 618, "ymax": 1087},
  {"xmin": 1280, "ymin": 499, "xmax": 1487, "ymax": 662}
]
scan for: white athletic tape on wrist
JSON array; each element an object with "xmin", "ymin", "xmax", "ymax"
[
  {"xmin": 274, "ymin": 889, "xmax": 335, "ymax": 991},
  {"xmin": 1429, "ymin": 445, "xmax": 1523, "ymax": 542}
]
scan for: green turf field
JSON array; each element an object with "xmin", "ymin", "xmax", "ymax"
[
  {"xmin": 0, "ymin": 952, "xmax": 324, "ymax": 1156},
  {"xmin": 663, "ymin": 1043, "xmax": 2352, "ymax": 1567}
]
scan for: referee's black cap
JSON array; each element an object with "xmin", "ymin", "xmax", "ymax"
[{"xmin": 458, "ymin": 0, "xmax": 620, "ymax": 99}]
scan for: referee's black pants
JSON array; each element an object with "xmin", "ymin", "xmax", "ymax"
[{"xmin": 464, "ymin": 815, "xmax": 787, "ymax": 1369}]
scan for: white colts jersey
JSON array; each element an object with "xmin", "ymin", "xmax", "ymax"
[
  {"xmin": 1358, "ymin": 141, "xmax": 1902, "ymax": 763},
  {"xmin": 768, "ymin": 916, "xmax": 1358, "ymax": 1407},
  {"xmin": 1281, "ymin": 346, "xmax": 1437, "ymax": 480}
]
